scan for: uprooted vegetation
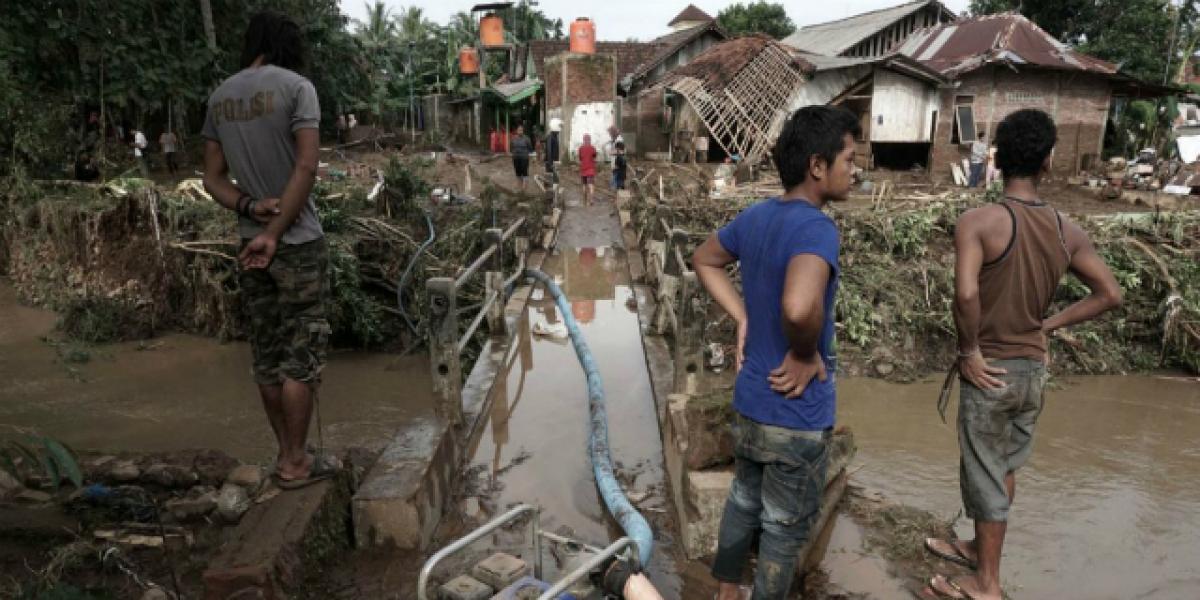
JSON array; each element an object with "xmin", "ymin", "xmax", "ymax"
[
  {"xmin": 628, "ymin": 170, "xmax": 1200, "ymax": 376},
  {"xmin": 0, "ymin": 153, "xmax": 542, "ymax": 363}
]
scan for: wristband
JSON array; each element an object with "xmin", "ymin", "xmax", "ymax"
[
  {"xmin": 957, "ymin": 347, "xmax": 980, "ymax": 359},
  {"xmin": 236, "ymin": 194, "xmax": 253, "ymax": 217}
]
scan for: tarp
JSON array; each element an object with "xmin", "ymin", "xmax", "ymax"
[{"xmin": 1178, "ymin": 135, "xmax": 1200, "ymax": 163}]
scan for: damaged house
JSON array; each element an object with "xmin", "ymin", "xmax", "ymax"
[
  {"xmin": 528, "ymin": 4, "xmax": 726, "ymax": 158},
  {"xmin": 648, "ymin": 0, "xmax": 1171, "ymax": 180},
  {"xmin": 895, "ymin": 13, "xmax": 1171, "ymax": 182}
]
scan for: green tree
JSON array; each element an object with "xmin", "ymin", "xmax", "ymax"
[{"xmin": 717, "ymin": 2, "xmax": 796, "ymax": 39}]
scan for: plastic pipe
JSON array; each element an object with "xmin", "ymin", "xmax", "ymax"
[{"xmin": 522, "ymin": 268, "xmax": 654, "ymax": 568}]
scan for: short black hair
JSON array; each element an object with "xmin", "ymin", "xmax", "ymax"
[
  {"xmin": 241, "ymin": 11, "xmax": 306, "ymax": 71},
  {"xmin": 773, "ymin": 106, "xmax": 861, "ymax": 190},
  {"xmin": 994, "ymin": 109, "xmax": 1057, "ymax": 179},
  {"xmin": 615, "ymin": 141, "xmax": 625, "ymax": 150}
]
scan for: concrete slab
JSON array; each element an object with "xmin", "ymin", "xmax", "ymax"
[
  {"xmin": 202, "ymin": 474, "xmax": 351, "ymax": 600},
  {"xmin": 352, "ymin": 416, "xmax": 458, "ymax": 550},
  {"xmin": 471, "ymin": 552, "xmax": 530, "ymax": 591},
  {"xmin": 441, "ymin": 574, "xmax": 493, "ymax": 600}
]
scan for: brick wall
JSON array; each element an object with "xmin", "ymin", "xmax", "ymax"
[
  {"xmin": 545, "ymin": 61, "xmax": 563, "ymax": 108},
  {"xmin": 544, "ymin": 54, "xmax": 615, "ymax": 107},
  {"xmin": 929, "ymin": 67, "xmax": 1112, "ymax": 183}
]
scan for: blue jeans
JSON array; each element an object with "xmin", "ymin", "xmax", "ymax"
[
  {"xmin": 968, "ymin": 162, "xmax": 985, "ymax": 187},
  {"xmin": 711, "ymin": 414, "xmax": 829, "ymax": 599}
]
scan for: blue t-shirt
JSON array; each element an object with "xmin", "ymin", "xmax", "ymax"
[{"xmin": 717, "ymin": 197, "xmax": 839, "ymax": 431}]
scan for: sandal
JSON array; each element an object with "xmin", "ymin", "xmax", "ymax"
[
  {"xmin": 273, "ymin": 452, "xmax": 341, "ymax": 490},
  {"xmin": 925, "ymin": 537, "xmax": 978, "ymax": 570}
]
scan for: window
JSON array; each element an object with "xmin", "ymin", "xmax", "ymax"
[{"xmin": 951, "ymin": 96, "xmax": 975, "ymax": 144}]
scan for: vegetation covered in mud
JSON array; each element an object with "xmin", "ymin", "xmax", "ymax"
[
  {"xmin": 628, "ymin": 172, "xmax": 1200, "ymax": 377},
  {"xmin": 0, "ymin": 155, "xmax": 541, "ymax": 361}
]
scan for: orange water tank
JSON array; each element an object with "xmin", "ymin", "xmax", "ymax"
[
  {"xmin": 569, "ymin": 18, "xmax": 596, "ymax": 54},
  {"xmin": 480, "ymin": 13, "xmax": 505, "ymax": 47},
  {"xmin": 458, "ymin": 46, "xmax": 479, "ymax": 74}
]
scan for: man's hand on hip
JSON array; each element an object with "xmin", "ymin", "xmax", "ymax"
[
  {"xmin": 959, "ymin": 349, "xmax": 1007, "ymax": 390},
  {"xmin": 769, "ymin": 351, "xmax": 827, "ymax": 399}
]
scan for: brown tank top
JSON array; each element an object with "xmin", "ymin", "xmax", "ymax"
[{"xmin": 977, "ymin": 198, "xmax": 1072, "ymax": 362}]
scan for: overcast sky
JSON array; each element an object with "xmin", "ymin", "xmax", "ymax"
[{"xmin": 339, "ymin": 0, "xmax": 973, "ymax": 41}]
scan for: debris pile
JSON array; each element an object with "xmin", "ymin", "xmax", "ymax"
[{"xmin": 628, "ymin": 173, "xmax": 1200, "ymax": 376}]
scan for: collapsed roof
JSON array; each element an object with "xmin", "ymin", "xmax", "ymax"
[
  {"xmin": 655, "ymin": 36, "xmax": 814, "ymax": 165},
  {"xmin": 897, "ymin": 12, "xmax": 1117, "ymax": 77}
]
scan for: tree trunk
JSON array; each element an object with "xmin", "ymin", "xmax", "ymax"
[{"xmin": 199, "ymin": 0, "xmax": 217, "ymax": 52}]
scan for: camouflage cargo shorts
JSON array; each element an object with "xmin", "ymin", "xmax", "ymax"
[{"xmin": 238, "ymin": 238, "xmax": 331, "ymax": 386}]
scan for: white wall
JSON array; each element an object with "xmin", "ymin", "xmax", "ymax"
[
  {"xmin": 565, "ymin": 101, "xmax": 616, "ymax": 160},
  {"xmin": 870, "ymin": 70, "xmax": 938, "ymax": 143},
  {"xmin": 789, "ymin": 66, "xmax": 872, "ymax": 111}
]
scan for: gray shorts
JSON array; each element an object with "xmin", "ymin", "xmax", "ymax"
[{"xmin": 958, "ymin": 358, "xmax": 1047, "ymax": 522}]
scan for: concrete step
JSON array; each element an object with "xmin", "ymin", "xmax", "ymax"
[
  {"xmin": 352, "ymin": 415, "xmax": 459, "ymax": 550},
  {"xmin": 202, "ymin": 473, "xmax": 351, "ymax": 600}
]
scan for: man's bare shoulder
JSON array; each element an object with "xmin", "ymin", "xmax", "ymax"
[
  {"xmin": 1056, "ymin": 211, "xmax": 1090, "ymax": 253},
  {"xmin": 955, "ymin": 203, "xmax": 1009, "ymax": 233}
]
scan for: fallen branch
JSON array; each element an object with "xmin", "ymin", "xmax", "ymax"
[{"xmin": 168, "ymin": 243, "xmax": 235, "ymax": 261}]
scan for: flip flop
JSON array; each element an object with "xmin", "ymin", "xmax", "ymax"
[
  {"xmin": 273, "ymin": 452, "xmax": 342, "ymax": 490},
  {"xmin": 927, "ymin": 575, "xmax": 974, "ymax": 599},
  {"xmin": 924, "ymin": 537, "xmax": 978, "ymax": 570}
]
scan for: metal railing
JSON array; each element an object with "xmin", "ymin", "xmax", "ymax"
[
  {"xmin": 643, "ymin": 207, "xmax": 706, "ymax": 395},
  {"xmin": 416, "ymin": 503, "xmax": 635, "ymax": 600},
  {"xmin": 426, "ymin": 195, "xmax": 550, "ymax": 426}
]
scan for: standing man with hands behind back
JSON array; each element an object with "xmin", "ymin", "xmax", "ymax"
[
  {"xmin": 202, "ymin": 11, "xmax": 338, "ymax": 490},
  {"xmin": 693, "ymin": 106, "xmax": 860, "ymax": 600},
  {"xmin": 925, "ymin": 109, "xmax": 1122, "ymax": 600}
]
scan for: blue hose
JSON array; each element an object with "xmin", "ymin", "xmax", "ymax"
[
  {"xmin": 397, "ymin": 210, "xmax": 436, "ymax": 334},
  {"xmin": 522, "ymin": 268, "xmax": 654, "ymax": 568}
]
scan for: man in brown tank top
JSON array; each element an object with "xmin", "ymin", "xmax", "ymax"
[{"xmin": 925, "ymin": 109, "xmax": 1123, "ymax": 600}]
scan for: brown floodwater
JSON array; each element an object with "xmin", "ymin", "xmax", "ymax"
[
  {"xmin": 0, "ymin": 282, "xmax": 435, "ymax": 461},
  {"xmin": 838, "ymin": 374, "xmax": 1200, "ymax": 599}
]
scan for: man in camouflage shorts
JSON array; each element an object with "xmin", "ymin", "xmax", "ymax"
[{"xmin": 201, "ymin": 12, "xmax": 337, "ymax": 488}]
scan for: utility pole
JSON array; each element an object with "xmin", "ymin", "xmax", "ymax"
[{"xmin": 409, "ymin": 40, "xmax": 416, "ymax": 142}]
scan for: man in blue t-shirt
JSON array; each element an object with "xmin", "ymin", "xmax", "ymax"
[{"xmin": 693, "ymin": 106, "xmax": 860, "ymax": 600}]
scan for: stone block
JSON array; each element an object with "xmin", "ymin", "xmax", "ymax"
[
  {"xmin": 440, "ymin": 575, "xmax": 493, "ymax": 600},
  {"xmin": 352, "ymin": 416, "xmax": 459, "ymax": 550},
  {"xmin": 471, "ymin": 552, "xmax": 530, "ymax": 592},
  {"xmin": 226, "ymin": 465, "xmax": 264, "ymax": 490},
  {"xmin": 203, "ymin": 473, "xmax": 351, "ymax": 600},
  {"xmin": 679, "ymin": 469, "xmax": 734, "ymax": 559}
]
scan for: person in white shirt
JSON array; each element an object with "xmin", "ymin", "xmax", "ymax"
[
  {"xmin": 132, "ymin": 128, "xmax": 149, "ymax": 178},
  {"xmin": 159, "ymin": 130, "xmax": 179, "ymax": 175}
]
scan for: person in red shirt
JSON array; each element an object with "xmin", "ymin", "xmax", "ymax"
[{"xmin": 579, "ymin": 133, "xmax": 597, "ymax": 206}]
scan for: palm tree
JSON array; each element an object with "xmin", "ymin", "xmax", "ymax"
[{"xmin": 356, "ymin": 1, "xmax": 396, "ymax": 51}]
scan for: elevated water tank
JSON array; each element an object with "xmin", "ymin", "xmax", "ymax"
[
  {"xmin": 458, "ymin": 46, "xmax": 479, "ymax": 74},
  {"xmin": 480, "ymin": 13, "xmax": 505, "ymax": 47},
  {"xmin": 569, "ymin": 18, "xmax": 596, "ymax": 54}
]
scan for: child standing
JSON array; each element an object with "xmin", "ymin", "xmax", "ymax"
[{"xmin": 613, "ymin": 141, "xmax": 628, "ymax": 191}]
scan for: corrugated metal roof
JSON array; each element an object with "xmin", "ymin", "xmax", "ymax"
[
  {"xmin": 899, "ymin": 13, "xmax": 1119, "ymax": 77},
  {"xmin": 790, "ymin": 49, "xmax": 947, "ymax": 84},
  {"xmin": 485, "ymin": 79, "xmax": 542, "ymax": 104},
  {"xmin": 782, "ymin": 0, "xmax": 948, "ymax": 56}
]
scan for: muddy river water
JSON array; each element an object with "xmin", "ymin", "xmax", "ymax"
[
  {"xmin": 3, "ymin": 202, "xmax": 1199, "ymax": 598},
  {"xmin": 0, "ymin": 283, "xmax": 435, "ymax": 460}
]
